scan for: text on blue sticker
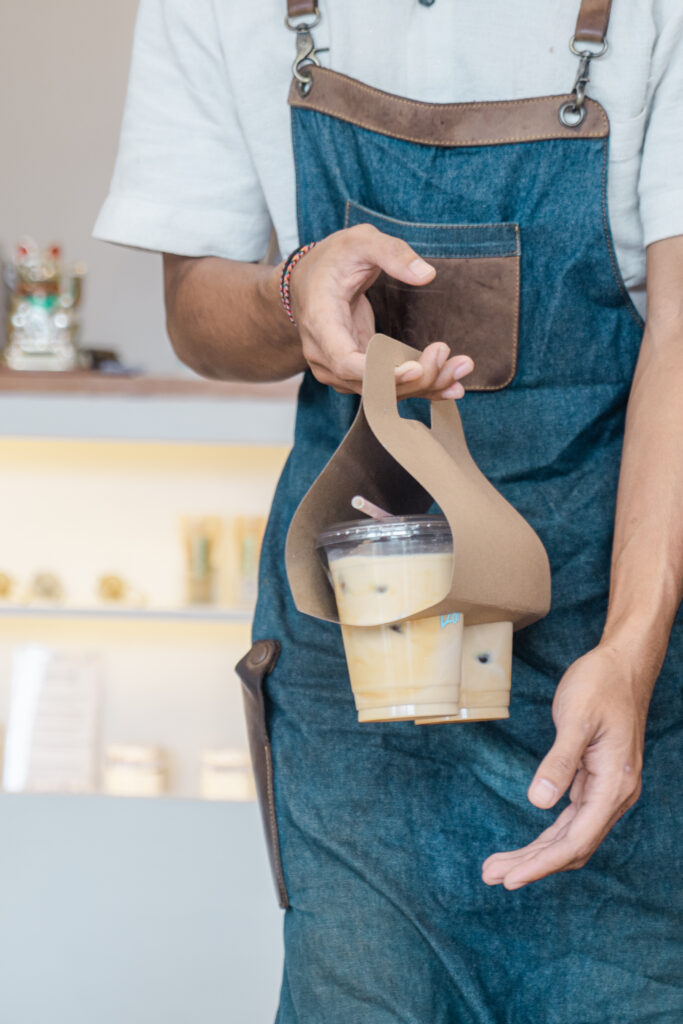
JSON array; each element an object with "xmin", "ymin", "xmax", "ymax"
[{"xmin": 440, "ymin": 613, "xmax": 461, "ymax": 628}]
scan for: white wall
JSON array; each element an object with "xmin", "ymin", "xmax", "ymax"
[{"xmin": 0, "ymin": 0, "xmax": 184, "ymax": 375}]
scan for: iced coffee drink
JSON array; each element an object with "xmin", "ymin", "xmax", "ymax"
[
  {"xmin": 317, "ymin": 515, "xmax": 463, "ymax": 722},
  {"xmin": 418, "ymin": 621, "xmax": 513, "ymax": 723}
]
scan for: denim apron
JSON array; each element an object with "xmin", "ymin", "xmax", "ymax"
[{"xmin": 237, "ymin": 2, "xmax": 683, "ymax": 1020}]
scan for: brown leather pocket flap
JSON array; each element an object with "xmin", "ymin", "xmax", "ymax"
[{"xmin": 345, "ymin": 201, "xmax": 520, "ymax": 391}]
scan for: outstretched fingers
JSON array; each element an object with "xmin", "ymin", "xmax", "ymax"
[
  {"xmin": 482, "ymin": 761, "xmax": 636, "ymax": 890},
  {"xmin": 481, "ymin": 799, "xmax": 581, "ymax": 882},
  {"xmin": 490, "ymin": 793, "xmax": 627, "ymax": 890},
  {"xmin": 395, "ymin": 344, "xmax": 474, "ymax": 399}
]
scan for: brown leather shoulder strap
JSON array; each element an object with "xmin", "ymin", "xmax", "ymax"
[
  {"xmin": 288, "ymin": 0, "xmax": 317, "ymax": 18},
  {"xmin": 288, "ymin": 1, "xmax": 612, "ymax": 45},
  {"xmin": 575, "ymin": 0, "xmax": 613, "ymax": 45}
]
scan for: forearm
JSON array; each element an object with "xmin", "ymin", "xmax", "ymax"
[
  {"xmin": 601, "ymin": 282, "xmax": 683, "ymax": 685},
  {"xmin": 163, "ymin": 253, "xmax": 306, "ymax": 381}
]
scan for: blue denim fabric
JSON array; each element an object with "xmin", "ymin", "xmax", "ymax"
[
  {"xmin": 253, "ymin": 98, "xmax": 683, "ymax": 1023},
  {"xmin": 345, "ymin": 201, "xmax": 520, "ymax": 258}
]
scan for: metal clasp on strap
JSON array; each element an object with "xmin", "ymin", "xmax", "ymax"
[
  {"xmin": 286, "ymin": 4, "xmax": 326, "ymax": 96},
  {"xmin": 559, "ymin": 35, "xmax": 608, "ymax": 128}
]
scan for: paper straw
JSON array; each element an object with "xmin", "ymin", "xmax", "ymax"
[{"xmin": 351, "ymin": 495, "xmax": 392, "ymax": 520}]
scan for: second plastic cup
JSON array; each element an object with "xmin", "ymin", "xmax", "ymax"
[
  {"xmin": 317, "ymin": 515, "xmax": 462, "ymax": 722},
  {"xmin": 416, "ymin": 621, "xmax": 513, "ymax": 723}
]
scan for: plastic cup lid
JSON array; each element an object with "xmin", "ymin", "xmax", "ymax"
[{"xmin": 316, "ymin": 513, "xmax": 451, "ymax": 548}]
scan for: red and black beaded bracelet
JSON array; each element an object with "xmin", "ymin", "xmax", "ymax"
[{"xmin": 279, "ymin": 241, "xmax": 317, "ymax": 326}]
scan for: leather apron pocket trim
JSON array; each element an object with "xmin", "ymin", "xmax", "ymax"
[
  {"xmin": 346, "ymin": 200, "xmax": 521, "ymax": 391},
  {"xmin": 235, "ymin": 640, "xmax": 289, "ymax": 909}
]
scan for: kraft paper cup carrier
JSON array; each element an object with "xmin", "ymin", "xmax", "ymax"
[{"xmin": 286, "ymin": 334, "xmax": 551, "ymax": 724}]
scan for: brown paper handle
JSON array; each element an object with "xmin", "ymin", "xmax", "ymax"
[
  {"xmin": 359, "ymin": 335, "xmax": 552, "ymax": 628},
  {"xmin": 366, "ymin": 342, "xmax": 518, "ymax": 533},
  {"xmin": 361, "ymin": 337, "xmax": 473, "ymax": 472}
]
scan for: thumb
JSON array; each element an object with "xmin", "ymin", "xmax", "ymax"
[
  {"xmin": 364, "ymin": 229, "xmax": 436, "ymax": 287},
  {"xmin": 528, "ymin": 725, "xmax": 586, "ymax": 809}
]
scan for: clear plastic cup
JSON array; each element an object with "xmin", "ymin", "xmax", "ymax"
[
  {"xmin": 416, "ymin": 621, "xmax": 513, "ymax": 723},
  {"xmin": 317, "ymin": 515, "xmax": 463, "ymax": 723}
]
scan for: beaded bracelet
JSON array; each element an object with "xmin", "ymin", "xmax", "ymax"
[{"xmin": 280, "ymin": 241, "xmax": 317, "ymax": 326}]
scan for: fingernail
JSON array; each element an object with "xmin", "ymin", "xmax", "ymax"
[
  {"xmin": 441, "ymin": 382, "xmax": 464, "ymax": 400},
  {"xmin": 532, "ymin": 778, "xmax": 558, "ymax": 808},
  {"xmin": 396, "ymin": 360, "xmax": 422, "ymax": 382},
  {"xmin": 453, "ymin": 358, "xmax": 473, "ymax": 379},
  {"xmin": 436, "ymin": 345, "xmax": 449, "ymax": 369},
  {"xmin": 408, "ymin": 258, "xmax": 433, "ymax": 280}
]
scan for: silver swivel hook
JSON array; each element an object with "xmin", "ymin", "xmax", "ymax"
[
  {"xmin": 286, "ymin": 5, "xmax": 327, "ymax": 96},
  {"xmin": 559, "ymin": 35, "xmax": 608, "ymax": 128}
]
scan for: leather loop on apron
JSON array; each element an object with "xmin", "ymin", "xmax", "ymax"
[
  {"xmin": 575, "ymin": 0, "xmax": 613, "ymax": 46},
  {"xmin": 235, "ymin": 640, "xmax": 290, "ymax": 910}
]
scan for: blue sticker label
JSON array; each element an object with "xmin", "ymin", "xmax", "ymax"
[{"xmin": 440, "ymin": 613, "xmax": 461, "ymax": 628}]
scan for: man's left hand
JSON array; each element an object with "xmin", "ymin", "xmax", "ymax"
[{"xmin": 481, "ymin": 644, "xmax": 652, "ymax": 890}]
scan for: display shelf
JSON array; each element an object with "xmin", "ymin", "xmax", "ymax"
[
  {"xmin": 0, "ymin": 376, "xmax": 300, "ymax": 444},
  {"xmin": 0, "ymin": 604, "xmax": 253, "ymax": 623},
  {"xmin": 0, "ymin": 368, "xmax": 300, "ymax": 399},
  {"xmin": 0, "ymin": 408, "xmax": 278, "ymax": 809}
]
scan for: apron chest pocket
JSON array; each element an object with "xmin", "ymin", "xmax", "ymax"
[
  {"xmin": 235, "ymin": 640, "xmax": 289, "ymax": 909},
  {"xmin": 345, "ymin": 200, "xmax": 521, "ymax": 391}
]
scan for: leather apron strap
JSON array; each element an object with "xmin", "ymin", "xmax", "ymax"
[
  {"xmin": 286, "ymin": 1, "xmax": 614, "ymax": 45},
  {"xmin": 287, "ymin": 0, "xmax": 317, "ymax": 18},
  {"xmin": 287, "ymin": 1, "xmax": 613, "ymax": 48},
  {"xmin": 575, "ymin": 0, "xmax": 613, "ymax": 45},
  {"xmin": 286, "ymin": 1, "xmax": 612, "ymax": 121}
]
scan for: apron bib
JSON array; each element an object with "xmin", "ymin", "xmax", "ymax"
[{"xmin": 239, "ymin": 3, "xmax": 683, "ymax": 1020}]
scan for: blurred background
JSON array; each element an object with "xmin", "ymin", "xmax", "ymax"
[
  {"xmin": 1, "ymin": 0, "xmax": 171, "ymax": 372},
  {"xmin": 0, "ymin": 3, "xmax": 291, "ymax": 1021}
]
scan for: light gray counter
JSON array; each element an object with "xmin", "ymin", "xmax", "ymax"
[{"xmin": 0, "ymin": 795, "xmax": 283, "ymax": 1024}]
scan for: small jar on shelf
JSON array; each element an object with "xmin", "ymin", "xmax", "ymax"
[
  {"xmin": 104, "ymin": 744, "xmax": 168, "ymax": 798},
  {"xmin": 199, "ymin": 748, "xmax": 256, "ymax": 802}
]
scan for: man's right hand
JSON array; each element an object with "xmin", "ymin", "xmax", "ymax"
[
  {"xmin": 164, "ymin": 225, "xmax": 474, "ymax": 392},
  {"xmin": 288, "ymin": 224, "xmax": 474, "ymax": 400}
]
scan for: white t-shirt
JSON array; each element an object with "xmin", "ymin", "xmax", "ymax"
[{"xmin": 94, "ymin": 0, "xmax": 683, "ymax": 319}]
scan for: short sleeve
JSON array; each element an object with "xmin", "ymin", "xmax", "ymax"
[
  {"xmin": 93, "ymin": 0, "xmax": 271, "ymax": 260},
  {"xmin": 638, "ymin": 1, "xmax": 683, "ymax": 248}
]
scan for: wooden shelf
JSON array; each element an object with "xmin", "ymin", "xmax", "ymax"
[
  {"xmin": 0, "ymin": 604, "xmax": 253, "ymax": 623},
  {"xmin": 0, "ymin": 369, "xmax": 300, "ymax": 400}
]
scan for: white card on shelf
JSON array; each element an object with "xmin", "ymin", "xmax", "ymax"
[{"xmin": 3, "ymin": 645, "xmax": 101, "ymax": 794}]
